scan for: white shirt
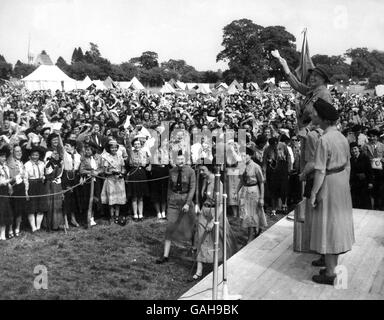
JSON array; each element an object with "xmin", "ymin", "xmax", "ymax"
[
  {"xmin": 0, "ymin": 164, "xmax": 10, "ymax": 186},
  {"xmin": 63, "ymin": 151, "xmax": 81, "ymax": 171},
  {"xmin": 25, "ymin": 161, "xmax": 45, "ymax": 180}
]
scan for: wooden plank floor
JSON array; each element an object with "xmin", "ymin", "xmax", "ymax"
[{"xmin": 179, "ymin": 209, "xmax": 384, "ymax": 300}]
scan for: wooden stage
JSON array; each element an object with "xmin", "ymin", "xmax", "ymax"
[{"xmin": 180, "ymin": 209, "xmax": 384, "ymax": 300}]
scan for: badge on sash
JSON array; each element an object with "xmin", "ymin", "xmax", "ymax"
[{"xmin": 371, "ymin": 158, "xmax": 383, "ymax": 170}]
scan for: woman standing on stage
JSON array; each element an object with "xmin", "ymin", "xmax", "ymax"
[
  {"xmin": 190, "ymin": 164, "xmax": 237, "ymax": 281},
  {"xmin": 310, "ymin": 98, "xmax": 354, "ymax": 285},
  {"xmin": 238, "ymin": 148, "xmax": 267, "ymax": 243}
]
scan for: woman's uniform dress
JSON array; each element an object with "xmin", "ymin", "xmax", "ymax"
[
  {"xmin": 194, "ymin": 175, "xmax": 238, "ymax": 263},
  {"xmin": 311, "ymin": 127, "xmax": 355, "ymax": 254},
  {"xmin": 165, "ymin": 165, "xmax": 196, "ymax": 244},
  {"xmin": 100, "ymin": 152, "xmax": 126, "ymax": 205},
  {"xmin": 239, "ymin": 159, "xmax": 268, "ymax": 229}
]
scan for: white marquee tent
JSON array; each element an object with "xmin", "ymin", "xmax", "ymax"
[
  {"xmin": 196, "ymin": 83, "xmax": 212, "ymax": 94},
  {"xmin": 160, "ymin": 82, "xmax": 176, "ymax": 94},
  {"xmin": 77, "ymin": 75, "xmax": 93, "ymax": 90},
  {"xmin": 375, "ymin": 84, "xmax": 384, "ymax": 97},
  {"xmin": 22, "ymin": 65, "xmax": 78, "ymax": 91}
]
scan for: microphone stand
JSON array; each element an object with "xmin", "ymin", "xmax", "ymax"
[
  {"xmin": 212, "ymin": 165, "xmax": 221, "ymax": 300},
  {"xmin": 220, "ymin": 130, "xmax": 241, "ymax": 300}
]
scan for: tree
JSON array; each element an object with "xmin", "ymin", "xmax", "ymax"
[
  {"xmin": 139, "ymin": 67, "xmax": 163, "ymax": 87},
  {"xmin": 56, "ymin": 56, "xmax": 70, "ymax": 73},
  {"xmin": 140, "ymin": 51, "xmax": 159, "ymax": 69},
  {"xmin": 201, "ymin": 70, "xmax": 221, "ymax": 83},
  {"xmin": 12, "ymin": 60, "xmax": 36, "ymax": 79},
  {"xmin": 130, "ymin": 51, "xmax": 159, "ymax": 70},
  {"xmin": 217, "ymin": 19, "xmax": 265, "ymax": 85},
  {"xmin": 368, "ymin": 72, "xmax": 384, "ymax": 89},
  {"xmin": 0, "ymin": 54, "xmax": 12, "ymax": 80},
  {"xmin": 71, "ymin": 47, "xmax": 84, "ymax": 64},
  {"xmin": 119, "ymin": 62, "xmax": 139, "ymax": 80},
  {"xmin": 84, "ymin": 42, "xmax": 102, "ymax": 64},
  {"xmin": 260, "ymin": 25, "xmax": 299, "ymax": 82}
]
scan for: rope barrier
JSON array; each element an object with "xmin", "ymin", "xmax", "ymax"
[{"xmin": 0, "ymin": 177, "xmax": 91, "ymax": 198}]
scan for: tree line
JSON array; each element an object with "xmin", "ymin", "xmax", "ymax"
[{"xmin": 1, "ymin": 19, "xmax": 384, "ymax": 88}]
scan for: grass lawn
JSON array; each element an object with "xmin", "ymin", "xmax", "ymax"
[{"xmin": 0, "ymin": 212, "xmax": 287, "ymax": 300}]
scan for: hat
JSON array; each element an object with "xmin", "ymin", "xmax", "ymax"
[
  {"xmin": 246, "ymin": 147, "xmax": 254, "ymax": 156},
  {"xmin": 0, "ymin": 145, "xmax": 11, "ymax": 158},
  {"xmin": 367, "ymin": 129, "xmax": 380, "ymax": 137},
  {"xmin": 313, "ymin": 98, "xmax": 339, "ymax": 121},
  {"xmin": 308, "ymin": 65, "xmax": 331, "ymax": 83}
]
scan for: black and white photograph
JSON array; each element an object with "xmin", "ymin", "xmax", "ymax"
[{"xmin": 0, "ymin": 0, "xmax": 383, "ymax": 305}]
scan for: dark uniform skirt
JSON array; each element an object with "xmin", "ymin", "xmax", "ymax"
[
  {"xmin": 165, "ymin": 193, "xmax": 196, "ymax": 244},
  {"xmin": 27, "ymin": 179, "xmax": 49, "ymax": 215},
  {"xmin": 62, "ymin": 171, "xmax": 80, "ymax": 216},
  {"xmin": 0, "ymin": 185, "xmax": 13, "ymax": 225},
  {"xmin": 10, "ymin": 183, "xmax": 26, "ymax": 218},
  {"xmin": 150, "ymin": 165, "xmax": 169, "ymax": 202},
  {"xmin": 44, "ymin": 180, "xmax": 64, "ymax": 230},
  {"xmin": 126, "ymin": 167, "xmax": 149, "ymax": 198}
]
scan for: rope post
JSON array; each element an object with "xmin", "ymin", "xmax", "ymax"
[
  {"xmin": 86, "ymin": 177, "xmax": 95, "ymax": 229},
  {"xmin": 212, "ymin": 166, "xmax": 221, "ymax": 300}
]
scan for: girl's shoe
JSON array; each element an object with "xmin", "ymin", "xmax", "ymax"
[
  {"xmin": 161, "ymin": 212, "xmax": 166, "ymax": 219},
  {"xmin": 188, "ymin": 273, "xmax": 202, "ymax": 282},
  {"xmin": 90, "ymin": 218, "xmax": 97, "ymax": 226},
  {"xmin": 157, "ymin": 213, "xmax": 162, "ymax": 220}
]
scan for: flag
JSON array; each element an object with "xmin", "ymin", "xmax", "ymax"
[{"xmin": 295, "ymin": 28, "xmax": 315, "ymax": 84}]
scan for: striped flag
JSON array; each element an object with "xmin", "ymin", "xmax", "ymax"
[{"xmin": 295, "ymin": 28, "xmax": 315, "ymax": 84}]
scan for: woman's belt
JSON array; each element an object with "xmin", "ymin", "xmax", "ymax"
[
  {"xmin": 152, "ymin": 164, "xmax": 167, "ymax": 168},
  {"xmin": 244, "ymin": 183, "xmax": 258, "ymax": 187},
  {"xmin": 203, "ymin": 203, "xmax": 216, "ymax": 208},
  {"xmin": 326, "ymin": 165, "xmax": 346, "ymax": 176},
  {"xmin": 173, "ymin": 190, "xmax": 188, "ymax": 194}
]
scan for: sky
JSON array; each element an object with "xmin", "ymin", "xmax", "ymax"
[{"xmin": 0, "ymin": 0, "xmax": 383, "ymax": 71}]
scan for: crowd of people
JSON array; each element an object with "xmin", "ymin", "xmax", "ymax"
[{"xmin": 0, "ymin": 82, "xmax": 383, "ymax": 247}]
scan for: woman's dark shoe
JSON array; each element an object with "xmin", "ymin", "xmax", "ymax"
[
  {"xmin": 312, "ymin": 256, "xmax": 326, "ymax": 267},
  {"xmin": 155, "ymin": 256, "xmax": 169, "ymax": 264},
  {"xmin": 188, "ymin": 273, "xmax": 202, "ymax": 282},
  {"xmin": 312, "ymin": 273, "xmax": 336, "ymax": 285},
  {"xmin": 319, "ymin": 268, "xmax": 327, "ymax": 275},
  {"xmin": 119, "ymin": 217, "xmax": 127, "ymax": 226},
  {"xmin": 139, "ymin": 217, "xmax": 144, "ymax": 222}
]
